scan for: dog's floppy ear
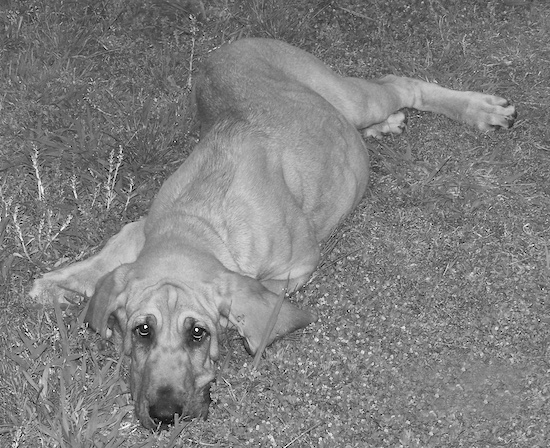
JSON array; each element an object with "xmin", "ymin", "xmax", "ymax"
[
  {"xmin": 220, "ymin": 274, "xmax": 316, "ymax": 355},
  {"xmin": 85, "ymin": 264, "xmax": 133, "ymax": 340}
]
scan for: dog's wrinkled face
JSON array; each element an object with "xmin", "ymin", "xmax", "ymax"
[
  {"xmin": 124, "ymin": 283, "xmax": 220, "ymax": 429},
  {"xmin": 84, "ymin": 255, "xmax": 315, "ymax": 429}
]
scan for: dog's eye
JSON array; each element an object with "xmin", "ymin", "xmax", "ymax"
[
  {"xmin": 135, "ymin": 323, "xmax": 152, "ymax": 338},
  {"xmin": 191, "ymin": 326, "xmax": 208, "ymax": 342}
]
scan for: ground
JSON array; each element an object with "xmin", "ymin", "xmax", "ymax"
[{"xmin": 1, "ymin": 0, "xmax": 549, "ymax": 447}]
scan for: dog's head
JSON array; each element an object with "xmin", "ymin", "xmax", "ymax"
[{"xmin": 84, "ymin": 253, "xmax": 315, "ymax": 429}]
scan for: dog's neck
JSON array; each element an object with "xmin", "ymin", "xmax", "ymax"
[
  {"xmin": 143, "ymin": 212, "xmax": 240, "ymax": 271},
  {"xmin": 133, "ymin": 222, "xmax": 237, "ymax": 294}
]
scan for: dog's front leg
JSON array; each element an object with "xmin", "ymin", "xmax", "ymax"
[{"xmin": 30, "ymin": 219, "xmax": 146, "ymax": 304}]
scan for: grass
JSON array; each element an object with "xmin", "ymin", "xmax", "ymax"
[{"xmin": 1, "ymin": 0, "xmax": 550, "ymax": 446}]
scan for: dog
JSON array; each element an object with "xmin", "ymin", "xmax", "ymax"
[{"xmin": 30, "ymin": 38, "xmax": 516, "ymax": 429}]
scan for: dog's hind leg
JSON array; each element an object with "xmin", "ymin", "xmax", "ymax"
[
  {"xmin": 232, "ymin": 40, "xmax": 515, "ymax": 135},
  {"xmin": 30, "ymin": 219, "xmax": 146, "ymax": 304},
  {"xmin": 323, "ymin": 74, "xmax": 516, "ymax": 136}
]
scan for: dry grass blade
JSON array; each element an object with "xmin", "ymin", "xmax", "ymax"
[
  {"xmin": 282, "ymin": 422, "xmax": 323, "ymax": 448},
  {"xmin": 252, "ymin": 287, "xmax": 287, "ymax": 370}
]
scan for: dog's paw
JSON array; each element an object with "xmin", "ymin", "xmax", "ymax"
[
  {"xmin": 363, "ymin": 111, "xmax": 407, "ymax": 138},
  {"xmin": 468, "ymin": 93, "xmax": 517, "ymax": 131},
  {"xmin": 29, "ymin": 273, "xmax": 81, "ymax": 305},
  {"xmin": 29, "ymin": 279, "xmax": 68, "ymax": 304}
]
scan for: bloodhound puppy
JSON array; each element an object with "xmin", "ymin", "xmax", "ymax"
[{"xmin": 30, "ymin": 38, "xmax": 516, "ymax": 429}]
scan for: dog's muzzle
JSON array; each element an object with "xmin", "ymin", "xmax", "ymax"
[{"xmin": 145, "ymin": 383, "xmax": 212, "ymax": 429}]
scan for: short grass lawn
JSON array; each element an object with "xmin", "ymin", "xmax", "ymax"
[{"xmin": 1, "ymin": 0, "xmax": 549, "ymax": 446}]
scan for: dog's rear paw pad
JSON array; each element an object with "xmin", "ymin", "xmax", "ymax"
[
  {"xmin": 471, "ymin": 95, "xmax": 517, "ymax": 131},
  {"xmin": 363, "ymin": 111, "xmax": 407, "ymax": 138}
]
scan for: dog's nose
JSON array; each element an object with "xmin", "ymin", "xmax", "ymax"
[{"xmin": 149, "ymin": 386, "xmax": 183, "ymax": 426}]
